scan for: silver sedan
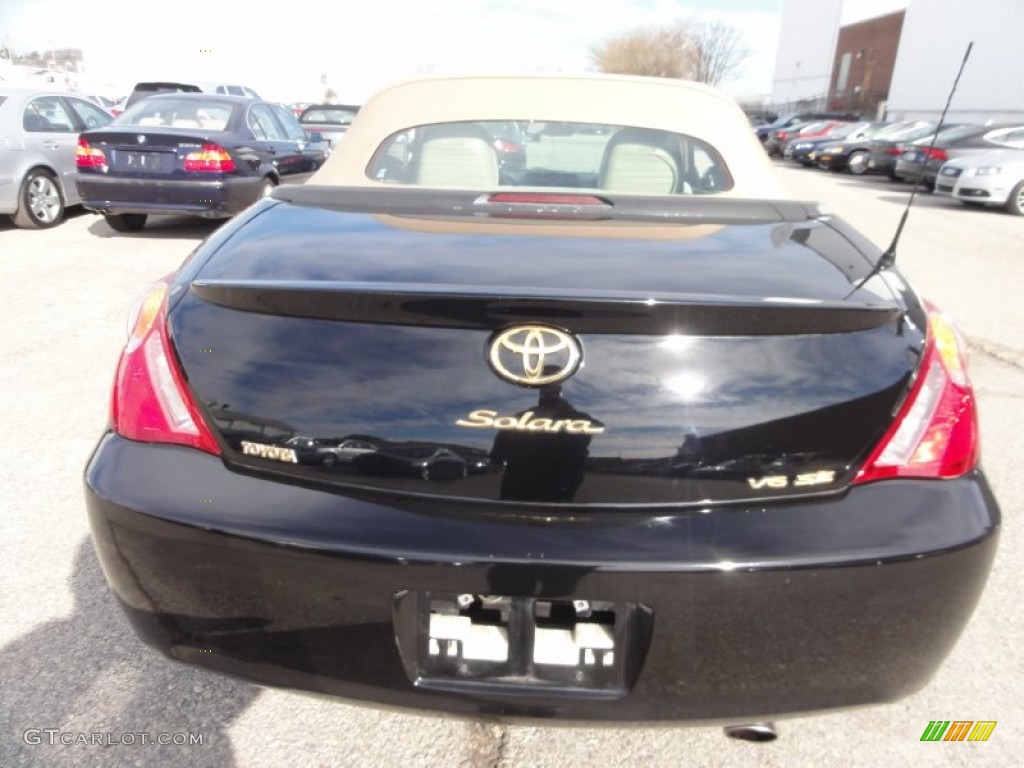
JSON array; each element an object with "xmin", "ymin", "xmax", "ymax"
[
  {"xmin": 0, "ymin": 87, "xmax": 113, "ymax": 228},
  {"xmin": 935, "ymin": 149, "xmax": 1024, "ymax": 215}
]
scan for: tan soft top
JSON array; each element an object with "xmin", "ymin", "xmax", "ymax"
[{"xmin": 311, "ymin": 73, "xmax": 788, "ymax": 199}]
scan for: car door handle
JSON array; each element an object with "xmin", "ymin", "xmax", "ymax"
[
  {"xmin": 43, "ymin": 142, "xmax": 60, "ymax": 150},
  {"xmin": 266, "ymin": 147, "xmax": 276, "ymax": 155}
]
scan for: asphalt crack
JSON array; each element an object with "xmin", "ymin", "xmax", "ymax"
[
  {"xmin": 467, "ymin": 722, "xmax": 509, "ymax": 767},
  {"xmin": 968, "ymin": 336, "xmax": 1024, "ymax": 371}
]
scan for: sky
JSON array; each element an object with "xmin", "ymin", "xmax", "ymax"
[{"xmin": 0, "ymin": 0, "xmax": 907, "ymax": 102}]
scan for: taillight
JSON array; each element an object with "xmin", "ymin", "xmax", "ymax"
[
  {"xmin": 484, "ymin": 193, "xmax": 608, "ymax": 206},
  {"xmin": 477, "ymin": 192, "xmax": 611, "ymax": 219},
  {"xmin": 886, "ymin": 146, "xmax": 903, "ymax": 155},
  {"xmin": 492, "ymin": 139, "xmax": 522, "ymax": 154},
  {"xmin": 184, "ymin": 144, "xmax": 235, "ymax": 172},
  {"xmin": 111, "ymin": 277, "xmax": 220, "ymax": 455},
  {"xmin": 76, "ymin": 138, "xmax": 107, "ymax": 168},
  {"xmin": 924, "ymin": 147, "xmax": 948, "ymax": 162},
  {"xmin": 854, "ymin": 306, "xmax": 977, "ymax": 483}
]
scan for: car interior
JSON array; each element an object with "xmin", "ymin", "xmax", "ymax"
[
  {"xmin": 369, "ymin": 121, "xmax": 732, "ymax": 194},
  {"xmin": 128, "ymin": 101, "xmax": 232, "ymax": 132}
]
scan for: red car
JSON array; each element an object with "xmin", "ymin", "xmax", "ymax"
[{"xmin": 779, "ymin": 121, "xmax": 853, "ymax": 158}]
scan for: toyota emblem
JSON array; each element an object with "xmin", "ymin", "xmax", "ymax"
[{"xmin": 488, "ymin": 326, "xmax": 582, "ymax": 387}]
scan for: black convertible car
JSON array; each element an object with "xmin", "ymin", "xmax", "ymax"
[{"xmin": 84, "ymin": 75, "xmax": 999, "ymax": 731}]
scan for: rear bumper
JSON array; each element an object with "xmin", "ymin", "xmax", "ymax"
[
  {"xmin": 85, "ymin": 434, "xmax": 1000, "ymax": 723},
  {"xmin": 867, "ymin": 154, "xmax": 897, "ymax": 174},
  {"xmin": 893, "ymin": 160, "xmax": 941, "ymax": 186},
  {"xmin": 76, "ymin": 173, "xmax": 263, "ymax": 217}
]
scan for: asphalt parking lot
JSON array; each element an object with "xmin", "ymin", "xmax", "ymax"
[{"xmin": 1, "ymin": 165, "xmax": 1021, "ymax": 767}]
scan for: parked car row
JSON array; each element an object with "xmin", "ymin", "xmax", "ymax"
[
  {"xmin": 754, "ymin": 110, "xmax": 860, "ymax": 150},
  {"xmin": 785, "ymin": 121, "xmax": 887, "ymax": 168},
  {"xmin": 892, "ymin": 123, "xmax": 1024, "ymax": 189},
  {"xmin": 2, "ymin": 84, "xmax": 333, "ymax": 230},
  {"xmin": 775, "ymin": 117, "xmax": 1024, "ymax": 215}
]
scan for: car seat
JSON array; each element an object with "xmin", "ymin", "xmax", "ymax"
[
  {"xmin": 598, "ymin": 128, "xmax": 685, "ymax": 194},
  {"xmin": 414, "ymin": 123, "xmax": 499, "ymax": 188}
]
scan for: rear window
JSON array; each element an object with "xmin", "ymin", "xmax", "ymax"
[
  {"xmin": 125, "ymin": 84, "xmax": 201, "ymax": 109},
  {"xmin": 889, "ymin": 123, "xmax": 938, "ymax": 141},
  {"xmin": 301, "ymin": 108, "xmax": 358, "ymax": 125},
  {"xmin": 828, "ymin": 122, "xmax": 867, "ymax": 139},
  {"xmin": 934, "ymin": 125, "xmax": 983, "ymax": 142},
  {"xmin": 366, "ymin": 121, "xmax": 733, "ymax": 195},
  {"xmin": 116, "ymin": 98, "xmax": 234, "ymax": 131}
]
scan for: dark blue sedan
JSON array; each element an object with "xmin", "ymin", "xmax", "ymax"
[{"xmin": 75, "ymin": 93, "xmax": 325, "ymax": 232}]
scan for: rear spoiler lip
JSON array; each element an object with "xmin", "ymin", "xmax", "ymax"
[
  {"xmin": 190, "ymin": 280, "xmax": 902, "ymax": 336},
  {"xmin": 270, "ymin": 185, "xmax": 824, "ymax": 225}
]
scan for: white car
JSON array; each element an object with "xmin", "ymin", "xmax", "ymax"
[
  {"xmin": 0, "ymin": 87, "xmax": 114, "ymax": 227},
  {"xmin": 203, "ymin": 83, "xmax": 261, "ymax": 99},
  {"xmin": 934, "ymin": 149, "xmax": 1024, "ymax": 215}
]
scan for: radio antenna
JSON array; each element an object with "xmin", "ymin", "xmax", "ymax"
[{"xmin": 859, "ymin": 41, "xmax": 973, "ymax": 285}]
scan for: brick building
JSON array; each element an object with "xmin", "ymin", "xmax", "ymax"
[{"xmin": 827, "ymin": 11, "xmax": 904, "ymax": 118}]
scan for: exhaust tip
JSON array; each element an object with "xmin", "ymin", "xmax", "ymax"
[{"xmin": 723, "ymin": 723, "xmax": 778, "ymax": 742}]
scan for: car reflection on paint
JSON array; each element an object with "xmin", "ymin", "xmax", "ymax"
[
  {"xmin": 282, "ymin": 435, "xmax": 319, "ymax": 460},
  {"xmin": 280, "ymin": 435, "xmax": 380, "ymax": 467},
  {"xmin": 352, "ymin": 444, "xmax": 468, "ymax": 481},
  {"xmin": 317, "ymin": 438, "xmax": 378, "ymax": 466},
  {"xmin": 450, "ymin": 446, "xmax": 497, "ymax": 474}
]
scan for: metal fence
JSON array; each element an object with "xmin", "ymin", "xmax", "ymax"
[{"xmin": 737, "ymin": 91, "xmax": 888, "ymax": 123}]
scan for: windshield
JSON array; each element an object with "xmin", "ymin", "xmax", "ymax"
[
  {"xmin": 932, "ymin": 124, "xmax": 983, "ymax": 142},
  {"xmin": 887, "ymin": 123, "xmax": 938, "ymax": 141},
  {"xmin": 827, "ymin": 122, "xmax": 868, "ymax": 139},
  {"xmin": 302, "ymin": 108, "xmax": 358, "ymax": 125},
  {"xmin": 367, "ymin": 120, "xmax": 733, "ymax": 195}
]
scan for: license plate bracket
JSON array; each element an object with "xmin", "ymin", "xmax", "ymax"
[
  {"xmin": 125, "ymin": 151, "xmax": 162, "ymax": 170},
  {"xmin": 393, "ymin": 590, "xmax": 653, "ymax": 697}
]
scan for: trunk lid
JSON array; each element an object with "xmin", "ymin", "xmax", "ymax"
[
  {"xmin": 82, "ymin": 127, "xmax": 230, "ymax": 175},
  {"xmin": 169, "ymin": 191, "xmax": 918, "ymax": 508}
]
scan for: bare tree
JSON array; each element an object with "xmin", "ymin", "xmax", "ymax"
[
  {"xmin": 590, "ymin": 22, "xmax": 696, "ymax": 79},
  {"xmin": 591, "ymin": 19, "xmax": 751, "ymax": 86},
  {"xmin": 690, "ymin": 20, "xmax": 751, "ymax": 87}
]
